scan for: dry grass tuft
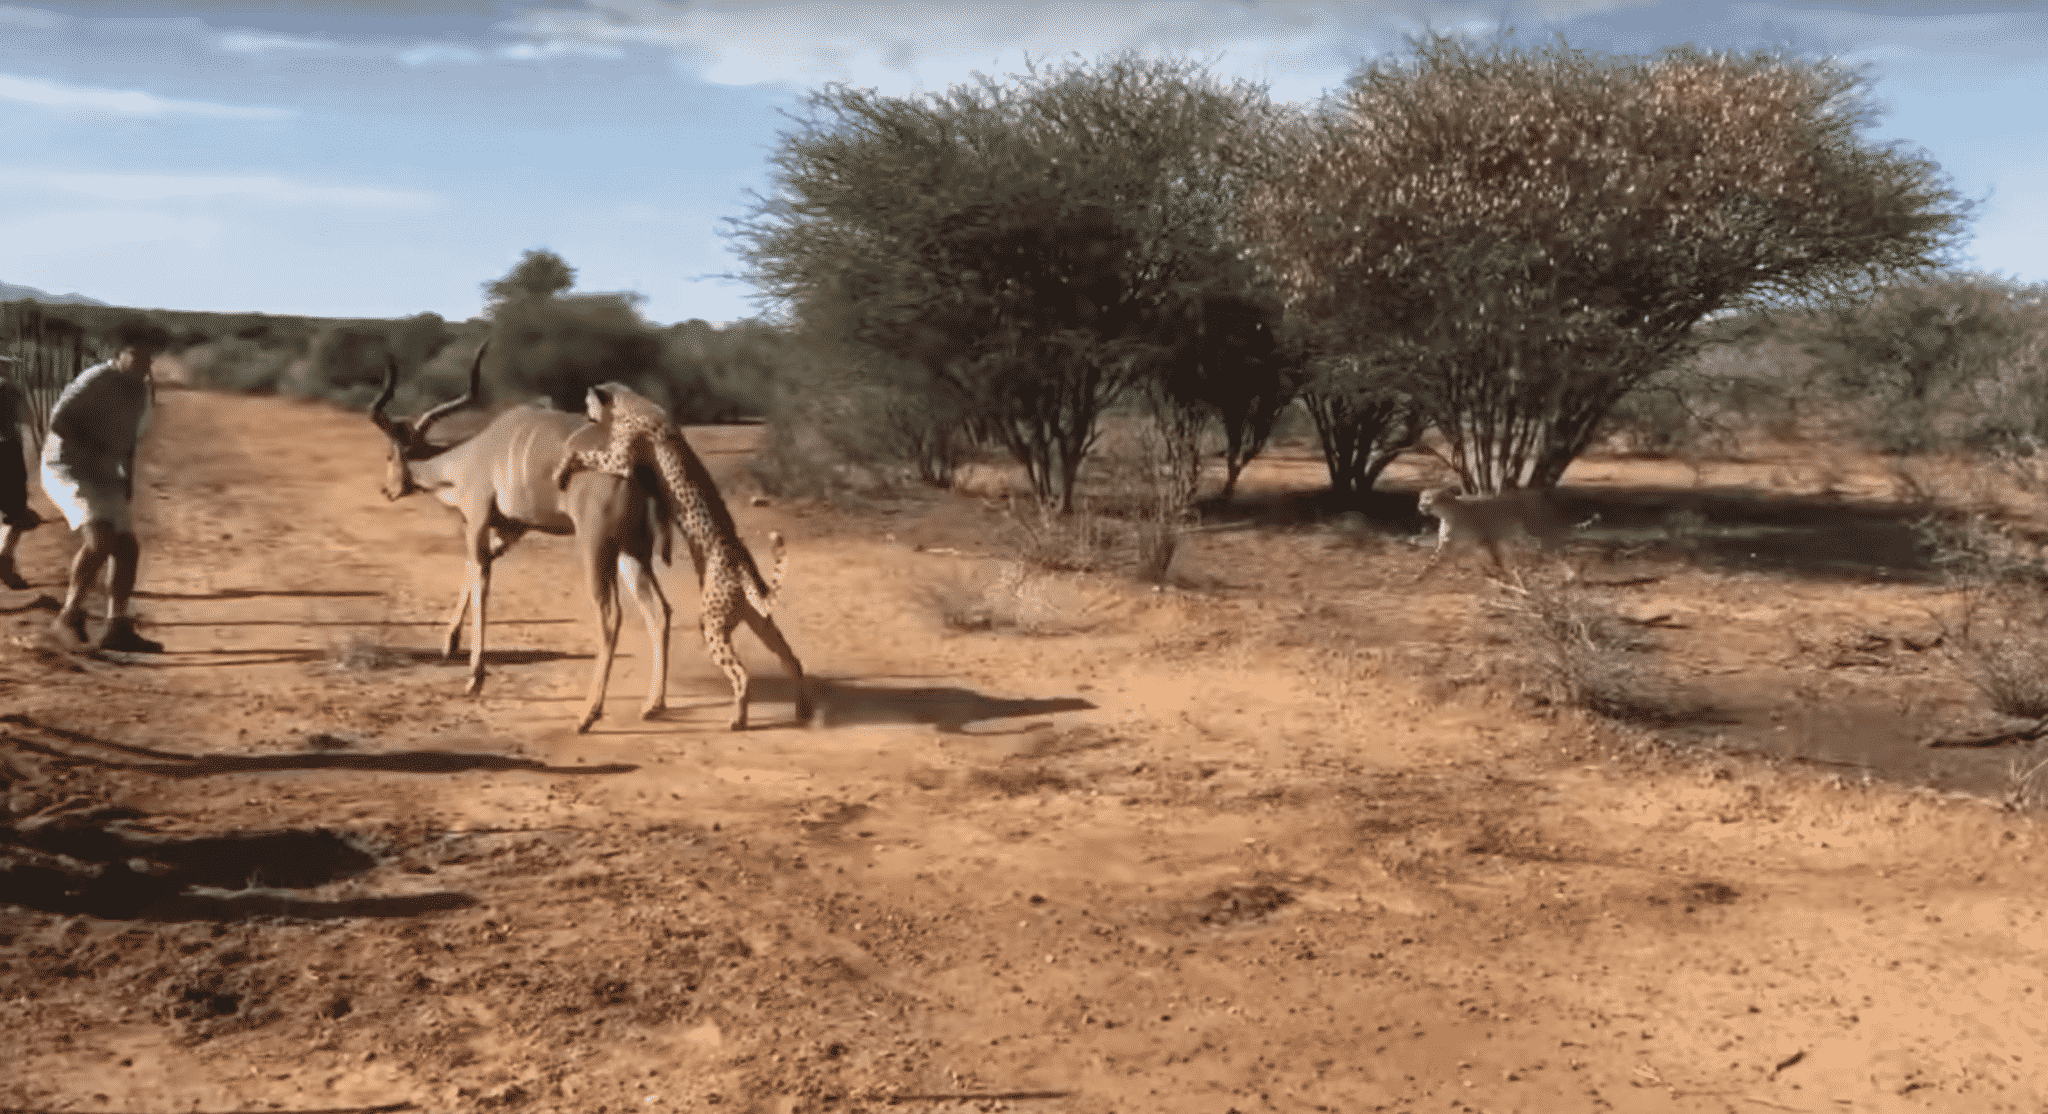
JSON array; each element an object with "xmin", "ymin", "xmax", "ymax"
[
  {"xmin": 966, "ymin": 764, "xmax": 1073, "ymax": 797},
  {"xmin": 911, "ymin": 567, "xmax": 1004, "ymax": 633},
  {"xmin": 2004, "ymin": 751, "xmax": 2048, "ymax": 812},
  {"xmin": 908, "ymin": 561, "xmax": 1110, "ymax": 636},
  {"xmin": 1007, "ymin": 498, "xmax": 1121, "ymax": 574},
  {"xmin": 1488, "ymin": 572, "xmax": 1707, "ymax": 725},
  {"xmin": 1918, "ymin": 513, "xmax": 2048, "ymax": 718},
  {"xmin": 1940, "ymin": 586, "xmax": 2048, "ymax": 719},
  {"xmin": 326, "ymin": 631, "xmax": 408, "ymax": 673},
  {"xmin": 1134, "ymin": 516, "xmax": 1180, "ymax": 586}
]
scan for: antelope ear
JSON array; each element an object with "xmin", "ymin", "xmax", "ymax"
[{"xmin": 584, "ymin": 386, "xmax": 610, "ymax": 423}]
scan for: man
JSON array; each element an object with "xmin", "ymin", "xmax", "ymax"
[
  {"xmin": 0, "ymin": 354, "xmax": 43, "ymax": 590},
  {"xmin": 41, "ymin": 334, "xmax": 162, "ymax": 652}
]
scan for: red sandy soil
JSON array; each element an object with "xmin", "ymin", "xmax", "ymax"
[{"xmin": 2, "ymin": 387, "xmax": 2044, "ymax": 1114}]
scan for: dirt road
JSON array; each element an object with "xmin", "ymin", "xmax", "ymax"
[{"xmin": 3, "ymin": 388, "xmax": 2044, "ymax": 1113}]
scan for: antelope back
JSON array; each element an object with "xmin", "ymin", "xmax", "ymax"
[{"xmin": 423, "ymin": 405, "xmax": 589, "ymax": 530}]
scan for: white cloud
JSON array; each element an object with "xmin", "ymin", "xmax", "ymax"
[
  {"xmin": 0, "ymin": 73, "xmax": 297, "ymax": 120},
  {"xmin": 1730, "ymin": 4, "xmax": 2048, "ymax": 70},
  {"xmin": 0, "ymin": 4, "xmax": 63, "ymax": 31},
  {"xmin": 494, "ymin": 0, "xmax": 1640, "ymax": 102},
  {"xmin": 219, "ymin": 30, "xmax": 338, "ymax": 54},
  {"xmin": 397, "ymin": 42, "xmax": 487, "ymax": 67},
  {"xmin": 0, "ymin": 169, "xmax": 437, "ymax": 211},
  {"xmin": 496, "ymin": 39, "xmax": 625, "ymax": 62}
]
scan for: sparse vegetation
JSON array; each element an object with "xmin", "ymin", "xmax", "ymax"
[
  {"xmin": 2005, "ymin": 750, "xmax": 2048, "ymax": 811},
  {"xmin": 1007, "ymin": 499, "xmax": 1119, "ymax": 575},
  {"xmin": 1938, "ymin": 583, "xmax": 2048, "ymax": 719},
  {"xmin": 324, "ymin": 632, "xmax": 408, "ymax": 674},
  {"xmin": 1490, "ymin": 573, "xmax": 1700, "ymax": 725},
  {"xmin": 18, "ymin": 256, "xmax": 766, "ymax": 427},
  {"xmin": 1903, "ymin": 507, "xmax": 2048, "ymax": 722},
  {"xmin": 911, "ymin": 567, "xmax": 1005, "ymax": 633},
  {"xmin": 1245, "ymin": 36, "xmax": 1969, "ymax": 496}
]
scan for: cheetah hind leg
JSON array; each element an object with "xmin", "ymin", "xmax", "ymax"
[
  {"xmin": 701, "ymin": 601, "xmax": 753, "ymax": 731},
  {"xmin": 742, "ymin": 606, "xmax": 810, "ymax": 726}
]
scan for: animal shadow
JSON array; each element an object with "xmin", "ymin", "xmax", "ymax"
[
  {"xmin": 3, "ymin": 810, "xmax": 473, "ymax": 921},
  {"xmin": 808, "ymin": 679, "xmax": 1095, "ymax": 734}
]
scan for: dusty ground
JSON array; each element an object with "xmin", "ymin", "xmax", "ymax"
[{"xmin": 3, "ymin": 388, "xmax": 2046, "ymax": 1114}]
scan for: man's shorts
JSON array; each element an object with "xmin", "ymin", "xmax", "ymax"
[{"xmin": 40, "ymin": 457, "xmax": 132, "ymax": 533}]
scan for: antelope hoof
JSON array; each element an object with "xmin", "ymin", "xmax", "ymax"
[
  {"xmin": 728, "ymin": 717, "xmax": 747, "ymax": 732},
  {"xmin": 577, "ymin": 710, "xmax": 601, "ymax": 734},
  {"xmin": 639, "ymin": 704, "xmax": 664, "ymax": 723},
  {"xmin": 465, "ymin": 676, "xmax": 484, "ymax": 697}
]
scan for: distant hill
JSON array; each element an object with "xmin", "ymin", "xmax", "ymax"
[{"xmin": 1, "ymin": 281, "xmax": 106, "ymax": 306}]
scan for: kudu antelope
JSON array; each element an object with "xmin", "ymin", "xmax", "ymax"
[{"xmin": 370, "ymin": 342, "xmax": 674, "ymax": 732}]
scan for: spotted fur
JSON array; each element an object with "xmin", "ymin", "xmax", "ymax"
[{"xmin": 556, "ymin": 383, "xmax": 809, "ymax": 729}]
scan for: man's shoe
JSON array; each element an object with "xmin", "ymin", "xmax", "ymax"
[
  {"xmin": 98, "ymin": 617, "xmax": 163, "ymax": 654},
  {"xmin": 0, "ymin": 558, "xmax": 25, "ymax": 591}
]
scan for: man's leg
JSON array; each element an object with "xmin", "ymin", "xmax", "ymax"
[
  {"xmin": 0, "ymin": 443, "xmax": 35, "ymax": 590},
  {"xmin": 51, "ymin": 520, "xmax": 113, "ymax": 645},
  {"xmin": 0, "ymin": 523, "xmax": 27, "ymax": 590},
  {"xmin": 98, "ymin": 529, "xmax": 160, "ymax": 653}
]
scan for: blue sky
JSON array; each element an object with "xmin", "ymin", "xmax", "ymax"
[{"xmin": 2, "ymin": 1, "xmax": 2044, "ymax": 326}]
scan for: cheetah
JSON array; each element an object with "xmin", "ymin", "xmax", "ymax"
[
  {"xmin": 556, "ymin": 382, "xmax": 810, "ymax": 730},
  {"xmin": 1414, "ymin": 486, "xmax": 1579, "ymax": 581}
]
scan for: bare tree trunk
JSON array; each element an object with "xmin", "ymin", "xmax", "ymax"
[{"xmin": 1303, "ymin": 386, "xmax": 1424, "ymax": 504}]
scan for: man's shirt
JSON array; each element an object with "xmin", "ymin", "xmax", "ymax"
[{"xmin": 43, "ymin": 360, "xmax": 153, "ymax": 487}]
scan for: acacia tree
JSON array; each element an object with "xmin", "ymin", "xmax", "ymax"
[
  {"xmin": 483, "ymin": 248, "xmax": 576, "ymax": 312},
  {"xmin": 490, "ymin": 293, "xmax": 661, "ymax": 413},
  {"xmin": 1248, "ymin": 36, "xmax": 1969, "ymax": 494},
  {"xmin": 735, "ymin": 55, "xmax": 1284, "ymax": 511}
]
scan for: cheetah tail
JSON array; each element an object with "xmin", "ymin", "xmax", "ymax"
[{"xmin": 743, "ymin": 530, "xmax": 787, "ymax": 615}]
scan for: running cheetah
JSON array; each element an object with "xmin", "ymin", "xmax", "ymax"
[{"xmin": 1414, "ymin": 486, "xmax": 1576, "ymax": 581}]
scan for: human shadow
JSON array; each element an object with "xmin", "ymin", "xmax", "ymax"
[
  {"xmin": 2, "ymin": 811, "xmax": 474, "ymax": 921},
  {"xmin": 1, "ymin": 592, "xmax": 61, "ymax": 615},
  {"xmin": 132, "ymin": 588, "xmax": 385, "ymax": 602},
  {"xmin": 809, "ymin": 679, "xmax": 1096, "ymax": 734},
  {"xmin": 404, "ymin": 647, "xmax": 591, "ymax": 666},
  {"xmin": 133, "ymin": 647, "xmax": 330, "ymax": 667},
  {"xmin": 131, "ymin": 646, "xmax": 592, "ymax": 669},
  {"xmin": 2, "ymin": 714, "xmax": 637, "ymax": 776},
  {"xmin": 147, "ymin": 617, "xmax": 575, "ymax": 629}
]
